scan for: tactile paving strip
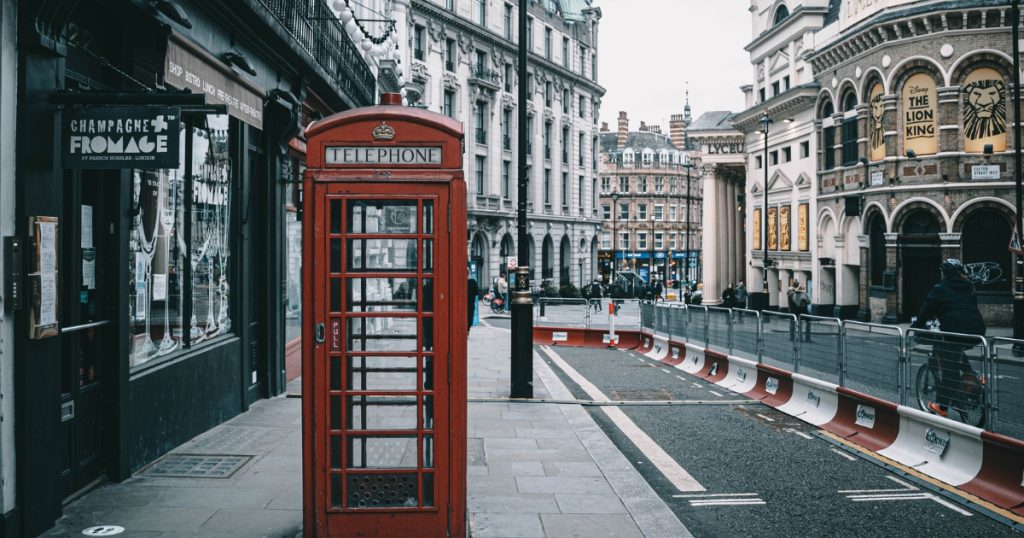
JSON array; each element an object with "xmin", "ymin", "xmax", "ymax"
[{"xmin": 143, "ymin": 454, "xmax": 252, "ymax": 479}]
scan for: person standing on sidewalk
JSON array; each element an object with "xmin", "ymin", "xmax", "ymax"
[
  {"xmin": 496, "ymin": 273, "xmax": 509, "ymax": 313},
  {"xmin": 910, "ymin": 258, "xmax": 986, "ymax": 418},
  {"xmin": 735, "ymin": 281, "xmax": 748, "ymax": 309}
]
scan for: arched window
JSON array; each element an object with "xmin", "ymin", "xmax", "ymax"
[
  {"xmin": 560, "ymin": 236, "xmax": 572, "ymax": 286},
  {"xmin": 542, "ymin": 235, "xmax": 554, "ymax": 280},
  {"xmin": 961, "ymin": 209, "xmax": 1012, "ymax": 293},
  {"xmin": 821, "ymin": 100, "xmax": 836, "ymax": 170},
  {"xmin": 773, "ymin": 5, "xmax": 790, "ymax": 26},
  {"xmin": 841, "ymin": 92, "xmax": 859, "ymax": 165}
]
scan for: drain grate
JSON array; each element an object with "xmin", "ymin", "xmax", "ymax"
[{"xmin": 143, "ymin": 454, "xmax": 251, "ymax": 479}]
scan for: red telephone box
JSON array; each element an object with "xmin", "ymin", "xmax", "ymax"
[{"xmin": 302, "ymin": 94, "xmax": 467, "ymax": 537}]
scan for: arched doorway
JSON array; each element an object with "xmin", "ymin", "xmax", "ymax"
[
  {"xmin": 499, "ymin": 233, "xmax": 515, "ymax": 279},
  {"xmin": 559, "ymin": 236, "xmax": 572, "ymax": 287},
  {"xmin": 527, "ymin": 236, "xmax": 536, "ymax": 282},
  {"xmin": 961, "ymin": 209, "xmax": 1012, "ymax": 296},
  {"xmin": 541, "ymin": 235, "xmax": 554, "ymax": 282},
  {"xmin": 900, "ymin": 209, "xmax": 941, "ymax": 321},
  {"xmin": 590, "ymin": 237, "xmax": 599, "ymax": 284},
  {"xmin": 471, "ymin": 232, "xmax": 489, "ymax": 289}
]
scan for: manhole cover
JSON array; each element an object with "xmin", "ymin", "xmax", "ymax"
[
  {"xmin": 610, "ymin": 388, "xmax": 674, "ymax": 401},
  {"xmin": 143, "ymin": 454, "xmax": 251, "ymax": 478},
  {"xmin": 82, "ymin": 526, "xmax": 124, "ymax": 536}
]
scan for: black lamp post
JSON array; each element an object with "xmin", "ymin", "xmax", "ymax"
[
  {"xmin": 611, "ymin": 192, "xmax": 619, "ymax": 280},
  {"xmin": 1013, "ymin": 0, "xmax": 1024, "ymax": 340},
  {"xmin": 511, "ymin": 0, "xmax": 533, "ymax": 398},
  {"xmin": 650, "ymin": 213, "xmax": 656, "ymax": 284},
  {"xmin": 683, "ymin": 156, "xmax": 694, "ymax": 287},
  {"xmin": 760, "ymin": 110, "xmax": 773, "ymax": 299}
]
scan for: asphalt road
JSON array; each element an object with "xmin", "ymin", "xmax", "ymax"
[{"xmin": 540, "ymin": 345, "xmax": 1019, "ymax": 537}]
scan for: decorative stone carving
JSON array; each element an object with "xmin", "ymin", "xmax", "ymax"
[
  {"xmin": 427, "ymin": 20, "xmax": 446, "ymax": 43},
  {"xmin": 443, "ymin": 72, "xmax": 460, "ymax": 90},
  {"xmin": 409, "ymin": 61, "xmax": 429, "ymax": 82},
  {"xmin": 458, "ymin": 33, "xmax": 475, "ymax": 54},
  {"xmin": 501, "ymin": 94, "xmax": 516, "ymax": 110}
]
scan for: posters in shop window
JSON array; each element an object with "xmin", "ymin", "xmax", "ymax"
[
  {"xmin": 798, "ymin": 203, "xmax": 809, "ymax": 252},
  {"xmin": 752, "ymin": 208, "xmax": 761, "ymax": 250},
  {"xmin": 780, "ymin": 206, "xmax": 791, "ymax": 251},
  {"xmin": 767, "ymin": 207, "xmax": 778, "ymax": 251}
]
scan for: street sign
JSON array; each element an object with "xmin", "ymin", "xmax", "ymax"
[
  {"xmin": 870, "ymin": 170, "xmax": 884, "ymax": 186},
  {"xmin": 506, "ymin": 256, "xmax": 518, "ymax": 270},
  {"xmin": 971, "ymin": 165, "xmax": 1000, "ymax": 180}
]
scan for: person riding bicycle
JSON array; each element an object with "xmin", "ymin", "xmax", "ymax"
[{"xmin": 909, "ymin": 258, "xmax": 986, "ymax": 418}]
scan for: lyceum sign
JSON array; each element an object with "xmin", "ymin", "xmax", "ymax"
[{"xmin": 63, "ymin": 107, "xmax": 180, "ymax": 169}]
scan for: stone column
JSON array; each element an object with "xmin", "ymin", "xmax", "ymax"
[
  {"xmin": 882, "ymin": 232, "xmax": 899, "ymax": 324},
  {"xmin": 701, "ymin": 166, "xmax": 719, "ymax": 296},
  {"xmin": 856, "ymin": 234, "xmax": 871, "ymax": 321}
]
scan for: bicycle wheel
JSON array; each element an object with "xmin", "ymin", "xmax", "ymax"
[
  {"xmin": 482, "ymin": 294, "xmax": 492, "ymax": 305},
  {"xmin": 490, "ymin": 300, "xmax": 503, "ymax": 314},
  {"xmin": 951, "ymin": 383, "xmax": 987, "ymax": 428},
  {"xmin": 915, "ymin": 364, "xmax": 939, "ymax": 412}
]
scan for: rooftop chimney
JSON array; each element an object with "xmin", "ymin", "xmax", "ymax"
[
  {"xmin": 669, "ymin": 113, "xmax": 686, "ymax": 150},
  {"xmin": 650, "ymin": 125, "xmax": 662, "ymax": 135},
  {"xmin": 639, "ymin": 121, "xmax": 647, "ymax": 132},
  {"xmin": 600, "ymin": 121, "xmax": 609, "ymax": 132},
  {"xmin": 617, "ymin": 111, "xmax": 628, "ymax": 149}
]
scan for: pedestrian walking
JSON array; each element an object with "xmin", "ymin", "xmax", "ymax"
[
  {"xmin": 587, "ymin": 279, "xmax": 604, "ymax": 312},
  {"xmin": 721, "ymin": 283, "xmax": 737, "ymax": 308},
  {"xmin": 735, "ymin": 281, "xmax": 747, "ymax": 309},
  {"xmin": 787, "ymin": 278, "xmax": 810, "ymax": 342},
  {"xmin": 496, "ymin": 274, "xmax": 509, "ymax": 313},
  {"xmin": 653, "ymin": 280, "xmax": 664, "ymax": 303}
]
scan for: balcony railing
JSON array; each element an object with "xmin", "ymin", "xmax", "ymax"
[
  {"xmin": 503, "ymin": 135, "xmax": 511, "ymax": 150},
  {"xmin": 258, "ymin": 0, "xmax": 374, "ymax": 106},
  {"xmin": 415, "ymin": 49, "xmax": 425, "ymax": 61},
  {"xmin": 469, "ymin": 65, "xmax": 501, "ymax": 87},
  {"xmin": 475, "ymin": 129, "xmax": 487, "ymax": 145},
  {"xmin": 445, "ymin": 60, "xmax": 455, "ymax": 72}
]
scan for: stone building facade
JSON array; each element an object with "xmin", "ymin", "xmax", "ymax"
[
  {"xmin": 597, "ymin": 112, "xmax": 703, "ymax": 289},
  {"xmin": 401, "ymin": 0, "xmax": 605, "ymax": 291},
  {"xmin": 810, "ymin": 0, "xmax": 1018, "ymax": 325}
]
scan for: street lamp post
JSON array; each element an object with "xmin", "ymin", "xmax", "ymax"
[
  {"xmin": 511, "ymin": 0, "xmax": 533, "ymax": 398},
  {"xmin": 611, "ymin": 192, "xmax": 619, "ymax": 280},
  {"xmin": 683, "ymin": 156, "xmax": 694, "ymax": 288},
  {"xmin": 1013, "ymin": 0, "xmax": 1024, "ymax": 339},
  {"xmin": 760, "ymin": 110, "xmax": 773, "ymax": 302},
  {"xmin": 649, "ymin": 213, "xmax": 656, "ymax": 285}
]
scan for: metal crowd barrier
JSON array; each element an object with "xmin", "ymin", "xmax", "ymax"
[{"xmin": 633, "ymin": 303, "xmax": 1014, "ymax": 436}]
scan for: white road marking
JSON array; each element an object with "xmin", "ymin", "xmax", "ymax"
[
  {"xmin": 688, "ymin": 499, "xmax": 766, "ymax": 506},
  {"xmin": 839, "ymin": 477, "xmax": 970, "ymax": 515},
  {"xmin": 708, "ymin": 390, "xmax": 724, "ymax": 397},
  {"xmin": 673, "ymin": 493, "xmax": 759, "ymax": 498},
  {"xmin": 785, "ymin": 428, "xmax": 813, "ymax": 440},
  {"xmin": 830, "ymin": 448, "xmax": 857, "ymax": 462},
  {"xmin": 660, "ymin": 368, "xmax": 672, "ymax": 374},
  {"xmin": 680, "ymin": 492, "xmax": 766, "ymax": 507},
  {"xmin": 691, "ymin": 383, "xmax": 703, "ymax": 389},
  {"xmin": 540, "ymin": 346, "xmax": 705, "ymax": 492},
  {"xmin": 849, "ymin": 493, "xmax": 933, "ymax": 501},
  {"xmin": 675, "ymin": 375, "xmax": 686, "ymax": 381},
  {"xmin": 885, "ymin": 476, "xmax": 917, "ymax": 489},
  {"xmin": 928, "ymin": 495, "xmax": 974, "ymax": 516},
  {"xmin": 755, "ymin": 413, "xmax": 775, "ymax": 422}
]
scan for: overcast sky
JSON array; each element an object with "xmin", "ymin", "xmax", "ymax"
[{"xmin": 596, "ymin": 0, "xmax": 751, "ymax": 131}]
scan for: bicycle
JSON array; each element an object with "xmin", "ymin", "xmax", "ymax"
[
  {"xmin": 489, "ymin": 295, "xmax": 506, "ymax": 314},
  {"xmin": 915, "ymin": 348, "xmax": 987, "ymax": 427},
  {"xmin": 481, "ymin": 291, "xmax": 494, "ymax": 305}
]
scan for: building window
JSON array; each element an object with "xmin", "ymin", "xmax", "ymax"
[
  {"xmin": 503, "ymin": 64, "xmax": 512, "ymax": 92},
  {"xmin": 773, "ymin": 4, "xmax": 790, "ymax": 25},
  {"xmin": 444, "ymin": 39, "xmax": 456, "ymax": 71},
  {"xmin": 654, "ymin": 177, "xmax": 664, "ymax": 193},
  {"xmin": 772, "ymin": 81, "xmax": 780, "ymax": 96},
  {"xmin": 800, "ymin": 141, "xmax": 809, "ymax": 159},
  {"xmin": 842, "ymin": 93, "xmax": 859, "ymax": 165},
  {"xmin": 759, "ymin": 88, "xmax": 766, "ymax": 103},
  {"xmin": 544, "ymin": 122, "xmax": 552, "ymax": 159},
  {"xmin": 502, "ymin": 108, "xmax": 511, "ymax": 150},
  {"xmin": 443, "ymin": 90, "xmax": 455, "ymax": 118},
  {"xmin": 578, "ymin": 95, "xmax": 585, "ymax": 118},
  {"xmin": 602, "ymin": 204, "xmax": 611, "ymax": 219},
  {"xmin": 868, "ymin": 215, "xmax": 886, "ymax": 286},
  {"xmin": 601, "ymin": 233, "xmax": 611, "ymax": 249},
  {"xmin": 638, "ymin": 177, "xmax": 648, "ymax": 193},
  {"xmin": 543, "ymin": 169, "xmax": 551, "ymax": 204},
  {"xmin": 783, "ymin": 75, "xmax": 790, "ymax": 91},
  {"xmin": 654, "ymin": 204, "xmax": 664, "ymax": 220},
  {"xmin": 619, "ymin": 203, "xmax": 629, "ymax": 220},
  {"xmin": 619, "ymin": 231, "xmax": 629, "ymax": 250},
  {"xmin": 578, "ymin": 46, "xmax": 586, "ymax": 75},
  {"xmin": 591, "ymin": 54, "xmax": 597, "ymax": 81},
  {"xmin": 130, "ymin": 115, "xmax": 233, "ymax": 368},
  {"xmin": 562, "ymin": 89, "xmax": 570, "ymax": 114},
  {"xmin": 592, "ymin": 178, "xmax": 597, "ymax": 211},
  {"xmin": 578, "ymin": 175, "xmax": 584, "ymax": 211},
  {"xmin": 669, "ymin": 178, "xmax": 677, "ymax": 194},
  {"xmin": 544, "ymin": 27, "xmax": 552, "ymax": 58},
  {"xmin": 669, "ymin": 205, "xmax": 677, "ymax": 221},
  {"xmin": 562, "ymin": 37, "xmax": 570, "ymax": 67},
  {"xmin": 504, "ymin": 3, "xmax": 513, "ymax": 39},
  {"xmin": 446, "ymin": 0, "xmax": 454, "ymax": 10},
  {"xmin": 545, "ymin": 82, "xmax": 553, "ymax": 108},
  {"xmin": 823, "ymin": 126, "xmax": 836, "ymax": 169},
  {"xmin": 578, "ymin": 132, "xmax": 585, "ymax": 166},
  {"xmin": 527, "ymin": 73, "xmax": 534, "ymax": 101},
  {"xmin": 561, "ymin": 171, "xmax": 569, "ymax": 208},
  {"xmin": 638, "ymin": 204, "xmax": 647, "ymax": 220},
  {"xmin": 502, "ymin": 160, "xmax": 511, "ymax": 198},
  {"xmin": 474, "ymin": 102, "xmax": 487, "ymax": 144},
  {"xmin": 601, "ymin": 176, "xmax": 610, "ymax": 193},
  {"xmin": 618, "ymin": 176, "xmax": 629, "ymax": 192},
  {"xmin": 561, "ymin": 127, "xmax": 569, "ymax": 162},
  {"xmin": 782, "ymin": 146, "xmax": 791, "ymax": 163},
  {"xmin": 475, "ymin": 156, "xmax": 486, "ymax": 193},
  {"xmin": 655, "ymin": 232, "xmax": 664, "ymax": 250},
  {"xmin": 769, "ymin": 150, "xmax": 778, "ymax": 165},
  {"xmin": 414, "ymin": 25, "xmax": 425, "ymax": 60},
  {"xmin": 527, "ymin": 17, "xmax": 534, "ymax": 49},
  {"xmin": 526, "ymin": 117, "xmax": 533, "ymax": 154},
  {"xmin": 638, "ymin": 232, "xmax": 648, "ymax": 250},
  {"xmin": 474, "ymin": 0, "xmax": 486, "ymax": 25}
]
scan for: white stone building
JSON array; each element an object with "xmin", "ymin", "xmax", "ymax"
[
  {"xmin": 733, "ymin": 0, "xmax": 827, "ymax": 311},
  {"xmin": 397, "ymin": 0, "xmax": 605, "ymax": 292}
]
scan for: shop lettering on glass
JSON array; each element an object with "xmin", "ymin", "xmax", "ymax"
[{"xmin": 64, "ymin": 107, "xmax": 180, "ymax": 169}]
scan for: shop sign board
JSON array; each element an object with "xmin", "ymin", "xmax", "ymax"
[
  {"xmin": 63, "ymin": 107, "xmax": 180, "ymax": 169},
  {"xmin": 971, "ymin": 165, "xmax": 1001, "ymax": 180},
  {"xmin": 165, "ymin": 34, "xmax": 264, "ymax": 129}
]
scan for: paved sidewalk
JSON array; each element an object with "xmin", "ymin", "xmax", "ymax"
[{"xmin": 44, "ymin": 322, "xmax": 688, "ymax": 537}]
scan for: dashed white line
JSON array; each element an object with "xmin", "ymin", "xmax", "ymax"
[
  {"xmin": 676, "ymin": 492, "xmax": 766, "ymax": 507},
  {"xmin": 691, "ymin": 383, "xmax": 703, "ymax": 389},
  {"xmin": 755, "ymin": 413, "xmax": 775, "ymax": 422},
  {"xmin": 673, "ymin": 493, "xmax": 759, "ymax": 498},
  {"xmin": 785, "ymin": 428, "xmax": 814, "ymax": 440},
  {"xmin": 708, "ymin": 390, "xmax": 724, "ymax": 397},
  {"xmin": 830, "ymin": 448, "xmax": 857, "ymax": 462},
  {"xmin": 688, "ymin": 499, "xmax": 766, "ymax": 506},
  {"xmin": 660, "ymin": 368, "xmax": 672, "ymax": 374},
  {"xmin": 540, "ymin": 346, "xmax": 705, "ymax": 493},
  {"xmin": 675, "ymin": 375, "xmax": 686, "ymax": 381}
]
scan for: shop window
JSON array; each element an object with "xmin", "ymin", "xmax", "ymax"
[
  {"xmin": 868, "ymin": 215, "xmax": 886, "ymax": 286},
  {"xmin": 130, "ymin": 114, "xmax": 233, "ymax": 369}
]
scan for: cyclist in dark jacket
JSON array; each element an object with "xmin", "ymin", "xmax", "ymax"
[{"xmin": 910, "ymin": 259, "xmax": 986, "ymax": 417}]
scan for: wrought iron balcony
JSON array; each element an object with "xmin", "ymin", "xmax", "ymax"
[
  {"xmin": 475, "ymin": 129, "xmax": 487, "ymax": 145},
  {"xmin": 469, "ymin": 66, "xmax": 501, "ymax": 89},
  {"xmin": 258, "ymin": 0, "xmax": 374, "ymax": 106}
]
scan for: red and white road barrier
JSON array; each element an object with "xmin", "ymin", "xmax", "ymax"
[
  {"xmin": 960, "ymin": 431, "xmax": 1024, "ymax": 515},
  {"xmin": 775, "ymin": 373, "xmax": 839, "ymax": 426},
  {"xmin": 877, "ymin": 406, "xmax": 984, "ymax": 488}
]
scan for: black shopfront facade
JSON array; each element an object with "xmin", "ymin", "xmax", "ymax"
[{"xmin": 12, "ymin": 1, "xmax": 373, "ymax": 535}]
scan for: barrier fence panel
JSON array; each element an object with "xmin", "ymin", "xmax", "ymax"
[
  {"xmin": 687, "ymin": 306, "xmax": 708, "ymax": 346},
  {"xmin": 795, "ymin": 315, "xmax": 842, "ymax": 385},
  {"xmin": 731, "ymin": 309, "xmax": 761, "ymax": 362},
  {"xmin": 760, "ymin": 311, "xmax": 798, "ymax": 371},
  {"xmin": 588, "ymin": 298, "xmax": 643, "ymax": 331},
  {"xmin": 706, "ymin": 307, "xmax": 731, "ymax": 355},
  {"xmin": 842, "ymin": 321, "xmax": 904, "ymax": 405},
  {"xmin": 534, "ymin": 298, "xmax": 590, "ymax": 328},
  {"xmin": 655, "ymin": 303, "xmax": 672, "ymax": 337},
  {"xmin": 989, "ymin": 337, "xmax": 1024, "ymax": 440},
  {"xmin": 640, "ymin": 301, "xmax": 656, "ymax": 333},
  {"xmin": 668, "ymin": 305, "xmax": 687, "ymax": 341},
  {"xmin": 906, "ymin": 329, "xmax": 990, "ymax": 429}
]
